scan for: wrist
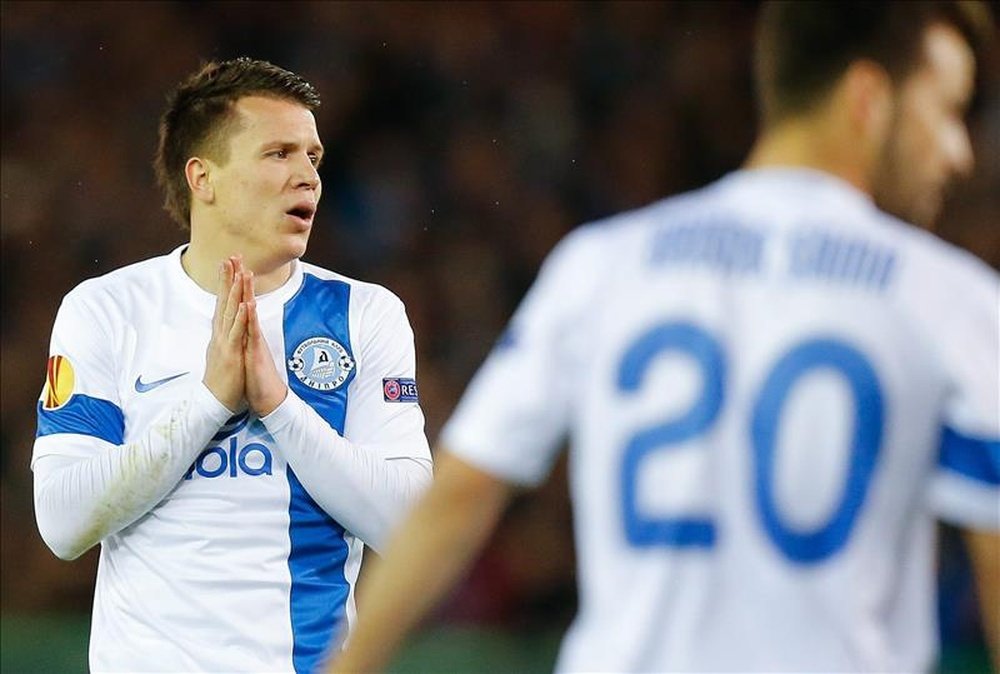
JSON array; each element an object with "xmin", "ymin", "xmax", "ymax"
[
  {"xmin": 202, "ymin": 378, "xmax": 241, "ymax": 414},
  {"xmin": 254, "ymin": 385, "xmax": 288, "ymax": 417}
]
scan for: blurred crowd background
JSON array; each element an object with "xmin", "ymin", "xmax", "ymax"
[{"xmin": 2, "ymin": 0, "xmax": 997, "ymax": 669}]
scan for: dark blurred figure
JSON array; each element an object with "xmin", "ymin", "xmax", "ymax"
[{"xmin": 330, "ymin": 2, "xmax": 999, "ymax": 672}]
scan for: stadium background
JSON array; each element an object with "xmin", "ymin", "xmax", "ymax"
[{"xmin": 1, "ymin": 1, "xmax": 997, "ymax": 671}]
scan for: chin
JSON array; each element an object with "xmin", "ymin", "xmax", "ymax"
[
  {"xmin": 286, "ymin": 234, "xmax": 311, "ymax": 260},
  {"xmin": 262, "ymin": 238, "xmax": 309, "ymax": 270},
  {"xmin": 876, "ymin": 191, "xmax": 936, "ymax": 230},
  {"xmin": 914, "ymin": 210, "xmax": 940, "ymax": 232},
  {"xmin": 910, "ymin": 191, "xmax": 943, "ymax": 229}
]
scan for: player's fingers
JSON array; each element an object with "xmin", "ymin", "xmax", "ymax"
[
  {"xmin": 228, "ymin": 301, "xmax": 248, "ymax": 346},
  {"xmin": 213, "ymin": 260, "xmax": 233, "ymax": 332},
  {"xmin": 222, "ymin": 271, "xmax": 243, "ymax": 329},
  {"xmin": 231, "ymin": 255, "xmax": 244, "ymax": 281},
  {"xmin": 240, "ymin": 272, "xmax": 257, "ymax": 346},
  {"xmin": 247, "ymin": 299, "xmax": 261, "ymax": 345}
]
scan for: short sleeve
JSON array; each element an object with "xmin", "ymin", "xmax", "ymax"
[
  {"xmin": 441, "ymin": 226, "xmax": 601, "ymax": 485},
  {"xmin": 33, "ymin": 286, "xmax": 125, "ymax": 467},
  {"xmin": 923, "ymin": 255, "xmax": 1000, "ymax": 529},
  {"xmin": 342, "ymin": 288, "xmax": 432, "ymax": 462}
]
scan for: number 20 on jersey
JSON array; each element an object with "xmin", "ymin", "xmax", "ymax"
[{"xmin": 618, "ymin": 321, "xmax": 882, "ymax": 565}]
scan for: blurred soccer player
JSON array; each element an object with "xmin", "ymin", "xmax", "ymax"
[
  {"xmin": 329, "ymin": 2, "xmax": 998, "ymax": 672},
  {"xmin": 31, "ymin": 58, "xmax": 432, "ymax": 672}
]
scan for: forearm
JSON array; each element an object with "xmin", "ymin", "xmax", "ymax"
[
  {"xmin": 964, "ymin": 529, "xmax": 1000, "ymax": 669},
  {"xmin": 33, "ymin": 383, "xmax": 232, "ymax": 559},
  {"xmin": 330, "ymin": 451, "xmax": 513, "ymax": 673},
  {"xmin": 260, "ymin": 391, "xmax": 433, "ymax": 551}
]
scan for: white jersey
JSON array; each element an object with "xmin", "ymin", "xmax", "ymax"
[
  {"xmin": 442, "ymin": 168, "xmax": 999, "ymax": 673},
  {"xmin": 32, "ymin": 246, "xmax": 431, "ymax": 673}
]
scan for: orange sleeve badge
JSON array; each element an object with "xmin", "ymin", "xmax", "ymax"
[{"xmin": 43, "ymin": 355, "xmax": 76, "ymax": 410}]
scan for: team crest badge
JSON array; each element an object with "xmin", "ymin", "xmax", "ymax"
[
  {"xmin": 43, "ymin": 355, "xmax": 75, "ymax": 410},
  {"xmin": 287, "ymin": 337, "xmax": 355, "ymax": 391}
]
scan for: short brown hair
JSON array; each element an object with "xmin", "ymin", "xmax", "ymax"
[
  {"xmin": 754, "ymin": 1, "xmax": 994, "ymax": 124},
  {"xmin": 153, "ymin": 57, "xmax": 321, "ymax": 229}
]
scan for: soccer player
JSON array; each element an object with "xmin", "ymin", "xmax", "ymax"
[
  {"xmin": 329, "ymin": 2, "xmax": 998, "ymax": 672},
  {"xmin": 31, "ymin": 58, "xmax": 432, "ymax": 673}
]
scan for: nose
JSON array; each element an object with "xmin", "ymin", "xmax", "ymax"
[{"xmin": 295, "ymin": 155, "xmax": 320, "ymax": 190}]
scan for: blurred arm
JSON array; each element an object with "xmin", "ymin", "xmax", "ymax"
[
  {"xmin": 964, "ymin": 528, "xmax": 1000, "ymax": 669},
  {"xmin": 327, "ymin": 449, "xmax": 515, "ymax": 673}
]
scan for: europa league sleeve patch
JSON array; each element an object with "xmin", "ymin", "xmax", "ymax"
[
  {"xmin": 42, "ymin": 354, "xmax": 76, "ymax": 410},
  {"xmin": 383, "ymin": 377, "xmax": 419, "ymax": 403}
]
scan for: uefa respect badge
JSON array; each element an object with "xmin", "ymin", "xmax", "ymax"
[
  {"xmin": 287, "ymin": 337, "xmax": 355, "ymax": 391},
  {"xmin": 383, "ymin": 377, "xmax": 419, "ymax": 403}
]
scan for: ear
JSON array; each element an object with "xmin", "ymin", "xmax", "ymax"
[
  {"xmin": 185, "ymin": 157, "xmax": 214, "ymax": 206},
  {"xmin": 843, "ymin": 60, "xmax": 893, "ymax": 144}
]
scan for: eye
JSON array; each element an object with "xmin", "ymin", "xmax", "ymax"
[
  {"xmin": 268, "ymin": 149, "xmax": 288, "ymax": 159},
  {"xmin": 309, "ymin": 153, "xmax": 321, "ymax": 167}
]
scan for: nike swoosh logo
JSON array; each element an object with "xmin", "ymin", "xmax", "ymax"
[{"xmin": 135, "ymin": 372, "xmax": 188, "ymax": 393}]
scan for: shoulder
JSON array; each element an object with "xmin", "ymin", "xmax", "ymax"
[
  {"xmin": 60, "ymin": 253, "xmax": 172, "ymax": 314},
  {"xmin": 299, "ymin": 261, "xmax": 407, "ymax": 316},
  {"xmin": 877, "ymin": 213, "xmax": 998, "ymax": 295},
  {"xmin": 868, "ymin": 214, "xmax": 998, "ymax": 352},
  {"xmin": 586, "ymin": 184, "xmax": 723, "ymax": 238},
  {"xmin": 546, "ymin": 189, "xmax": 711, "ymax": 273}
]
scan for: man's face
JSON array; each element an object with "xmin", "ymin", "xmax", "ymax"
[
  {"xmin": 208, "ymin": 95, "xmax": 323, "ymax": 266},
  {"xmin": 873, "ymin": 23, "xmax": 975, "ymax": 229}
]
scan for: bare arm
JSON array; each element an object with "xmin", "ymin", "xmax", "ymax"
[
  {"xmin": 327, "ymin": 450, "xmax": 515, "ymax": 673},
  {"xmin": 964, "ymin": 528, "xmax": 1000, "ymax": 669}
]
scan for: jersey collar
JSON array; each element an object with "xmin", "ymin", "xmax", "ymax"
[{"xmin": 167, "ymin": 245, "xmax": 305, "ymax": 319}]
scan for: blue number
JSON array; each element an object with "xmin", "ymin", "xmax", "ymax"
[
  {"xmin": 752, "ymin": 340, "xmax": 882, "ymax": 564},
  {"xmin": 618, "ymin": 322, "xmax": 725, "ymax": 547},
  {"xmin": 618, "ymin": 325, "xmax": 883, "ymax": 564}
]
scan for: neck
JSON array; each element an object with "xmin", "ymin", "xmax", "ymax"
[
  {"xmin": 744, "ymin": 115, "xmax": 873, "ymax": 197},
  {"xmin": 182, "ymin": 226, "xmax": 294, "ymax": 295}
]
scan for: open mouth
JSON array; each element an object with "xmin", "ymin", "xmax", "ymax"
[{"xmin": 286, "ymin": 204, "xmax": 316, "ymax": 223}]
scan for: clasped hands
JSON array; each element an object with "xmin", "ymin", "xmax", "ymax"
[{"xmin": 203, "ymin": 256, "xmax": 288, "ymax": 417}]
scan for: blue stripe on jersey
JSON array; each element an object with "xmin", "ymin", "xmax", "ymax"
[
  {"xmin": 285, "ymin": 470, "xmax": 351, "ymax": 673},
  {"xmin": 36, "ymin": 396, "xmax": 124, "ymax": 445},
  {"xmin": 939, "ymin": 426, "xmax": 1000, "ymax": 485},
  {"xmin": 283, "ymin": 274, "xmax": 355, "ymax": 674}
]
